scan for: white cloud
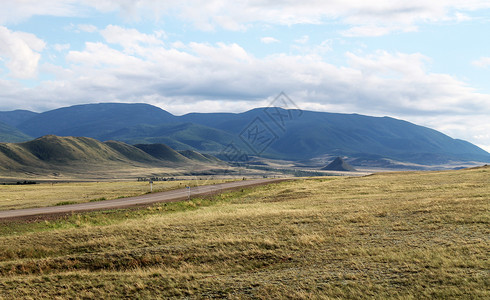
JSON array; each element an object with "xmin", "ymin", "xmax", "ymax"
[
  {"xmin": 77, "ymin": 24, "xmax": 98, "ymax": 33},
  {"xmin": 67, "ymin": 42, "xmax": 144, "ymax": 67},
  {"xmin": 8, "ymin": 34, "xmax": 490, "ymax": 117},
  {"xmin": 0, "ymin": 26, "xmax": 46, "ymax": 79},
  {"xmin": 408, "ymin": 114, "xmax": 490, "ymax": 153},
  {"xmin": 189, "ymin": 42, "xmax": 252, "ymax": 63},
  {"xmin": 472, "ymin": 57, "xmax": 490, "ymax": 68},
  {"xmin": 454, "ymin": 12, "xmax": 472, "ymax": 22},
  {"xmin": 154, "ymin": 30, "xmax": 167, "ymax": 39},
  {"xmin": 341, "ymin": 25, "xmax": 417, "ymax": 37},
  {"xmin": 260, "ymin": 37, "xmax": 279, "ymax": 44},
  {"xmin": 100, "ymin": 25, "xmax": 164, "ymax": 53},
  {"xmin": 346, "ymin": 51, "xmax": 429, "ymax": 78}
]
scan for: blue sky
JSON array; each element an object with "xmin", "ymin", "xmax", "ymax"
[{"xmin": 0, "ymin": 1, "xmax": 489, "ymax": 151}]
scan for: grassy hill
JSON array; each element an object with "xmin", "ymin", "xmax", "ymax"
[
  {"xmin": 179, "ymin": 149, "xmax": 222, "ymax": 163},
  {"xmin": 0, "ymin": 166, "xmax": 488, "ymax": 298},
  {"xmin": 0, "ymin": 135, "xmax": 225, "ymax": 180},
  {"xmin": 134, "ymin": 143, "xmax": 190, "ymax": 163}
]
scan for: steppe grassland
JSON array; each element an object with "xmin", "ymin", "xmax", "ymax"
[
  {"xmin": 0, "ymin": 167, "xmax": 488, "ymax": 299},
  {"xmin": 0, "ymin": 179, "xmax": 235, "ymax": 210}
]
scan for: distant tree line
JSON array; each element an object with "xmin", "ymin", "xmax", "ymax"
[{"xmin": 1, "ymin": 181, "xmax": 37, "ymax": 185}]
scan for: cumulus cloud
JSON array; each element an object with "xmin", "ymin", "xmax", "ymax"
[
  {"xmin": 7, "ymin": 30, "xmax": 490, "ymax": 117},
  {"xmin": 67, "ymin": 42, "xmax": 144, "ymax": 67},
  {"xmin": 0, "ymin": 26, "xmax": 46, "ymax": 79}
]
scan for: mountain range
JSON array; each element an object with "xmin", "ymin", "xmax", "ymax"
[{"xmin": 1, "ymin": 103, "xmax": 488, "ymax": 165}]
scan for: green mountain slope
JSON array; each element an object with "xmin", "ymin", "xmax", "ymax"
[
  {"xmin": 18, "ymin": 103, "xmax": 175, "ymax": 138},
  {"xmin": 99, "ymin": 123, "xmax": 244, "ymax": 153},
  {"xmin": 134, "ymin": 144, "xmax": 190, "ymax": 163},
  {"xmin": 182, "ymin": 108, "xmax": 490, "ymax": 163},
  {"xmin": 0, "ymin": 121, "xmax": 32, "ymax": 143},
  {"xmin": 12, "ymin": 103, "xmax": 490, "ymax": 164},
  {"xmin": 0, "ymin": 110, "xmax": 38, "ymax": 127}
]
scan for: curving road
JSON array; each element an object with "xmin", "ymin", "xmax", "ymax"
[{"xmin": 0, "ymin": 178, "xmax": 287, "ymax": 220}]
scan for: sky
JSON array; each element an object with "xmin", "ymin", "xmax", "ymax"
[{"xmin": 0, "ymin": 1, "xmax": 490, "ymax": 152}]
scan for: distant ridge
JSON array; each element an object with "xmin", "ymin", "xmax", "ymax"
[
  {"xmin": 0, "ymin": 110, "xmax": 38, "ymax": 127},
  {"xmin": 3, "ymin": 102, "xmax": 490, "ymax": 165},
  {"xmin": 322, "ymin": 157, "xmax": 357, "ymax": 171}
]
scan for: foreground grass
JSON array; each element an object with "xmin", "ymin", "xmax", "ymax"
[
  {"xmin": 0, "ymin": 167, "xmax": 489, "ymax": 299},
  {"xmin": 0, "ymin": 179, "xmax": 235, "ymax": 210}
]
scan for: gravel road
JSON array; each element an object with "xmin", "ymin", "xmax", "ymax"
[{"xmin": 0, "ymin": 178, "xmax": 287, "ymax": 220}]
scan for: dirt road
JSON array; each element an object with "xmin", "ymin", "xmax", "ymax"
[{"xmin": 0, "ymin": 178, "xmax": 287, "ymax": 220}]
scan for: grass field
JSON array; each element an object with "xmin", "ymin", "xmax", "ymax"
[
  {"xmin": 0, "ymin": 166, "xmax": 488, "ymax": 299},
  {"xmin": 0, "ymin": 179, "xmax": 237, "ymax": 210}
]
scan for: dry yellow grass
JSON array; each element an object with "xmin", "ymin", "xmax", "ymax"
[
  {"xmin": 0, "ymin": 166, "xmax": 488, "ymax": 299},
  {"xmin": 0, "ymin": 179, "xmax": 235, "ymax": 210}
]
